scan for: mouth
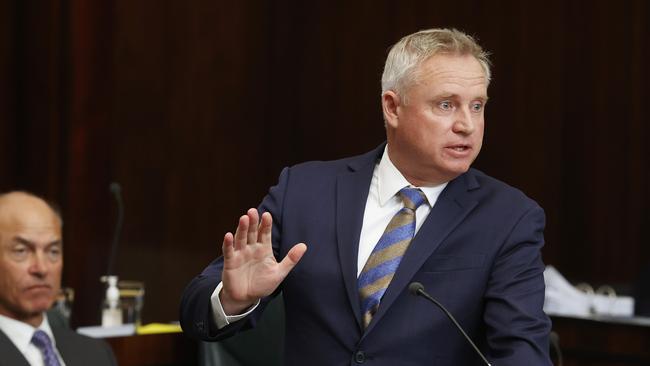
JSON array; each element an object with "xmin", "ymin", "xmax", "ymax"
[
  {"xmin": 25, "ymin": 284, "xmax": 52, "ymax": 292},
  {"xmin": 448, "ymin": 145, "xmax": 469, "ymax": 151},
  {"xmin": 445, "ymin": 144, "xmax": 472, "ymax": 152}
]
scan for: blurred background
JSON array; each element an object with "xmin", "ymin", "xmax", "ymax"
[{"xmin": 1, "ymin": 0, "xmax": 648, "ymax": 329}]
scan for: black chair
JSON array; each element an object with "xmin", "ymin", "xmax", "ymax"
[
  {"xmin": 634, "ymin": 264, "xmax": 650, "ymax": 316},
  {"xmin": 199, "ymin": 295, "xmax": 285, "ymax": 366}
]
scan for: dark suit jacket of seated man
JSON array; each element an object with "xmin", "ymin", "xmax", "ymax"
[
  {"xmin": 180, "ymin": 28, "xmax": 552, "ymax": 366},
  {"xmin": 0, "ymin": 191, "xmax": 116, "ymax": 366}
]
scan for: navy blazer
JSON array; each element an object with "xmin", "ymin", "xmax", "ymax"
[{"xmin": 180, "ymin": 144, "xmax": 552, "ymax": 365}]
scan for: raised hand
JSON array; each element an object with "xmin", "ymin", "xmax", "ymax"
[{"xmin": 220, "ymin": 208, "xmax": 307, "ymax": 315}]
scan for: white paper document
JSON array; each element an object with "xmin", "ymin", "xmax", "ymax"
[{"xmin": 543, "ymin": 266, "xmax": 634, "ymax": 317}]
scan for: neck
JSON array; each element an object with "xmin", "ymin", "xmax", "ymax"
[
  {"xmin": 0, "ymin": 309, "xmax": 44, "ymax": 328},
  {"xmin": 0, "ymin": 311, "xmax": 45, "ymax": 328},
  {"xmin": 386, "ymin": 144, "xmax": 454, "ymax": 187},
  {"xmin": 23, "ymin": 313, "xmax": 44, "ymax": 328}
]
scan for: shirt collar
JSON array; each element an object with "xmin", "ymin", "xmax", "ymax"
[
  {"xmin": 0, "ymin": 313, "xmax": 56, "ymax": 353},
  {"xmin": 378, "ymin": 145, "xmax": 448, "ymax": 206}
]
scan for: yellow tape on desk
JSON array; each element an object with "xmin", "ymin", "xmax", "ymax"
[{"xmin": 136, "ymin": 323, "xmax": 182, "ymax": 335}]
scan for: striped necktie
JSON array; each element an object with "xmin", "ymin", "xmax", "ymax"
[
  {"xmin": 31, "ymin": 330, "xmax": 62, "ymax": 366},
  {"xmin": 359, "ymin": 187, "xmax": 428, "ymax": 328}
]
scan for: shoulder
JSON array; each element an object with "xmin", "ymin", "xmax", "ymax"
[
  {"xmin": 283, "ymin": 146, "xmax": 382, "ymax": 180},
  {"xmin": 55, "ymin": 327, "xmax": 101, "ymax": 345},
  {"xmin": 0, "ymin": 329, "xmax": 29, "ymax": 366},
  {"xmin": 53, "ymin": 328, "xmax": 116, "ymax": 366},
  {"xmin": 466, "ymin": 168, "xmax": 541, "ymax": 211},
  {"xmin": 260, "ymin": 146, "xmax": 381, "ymax": 216}
]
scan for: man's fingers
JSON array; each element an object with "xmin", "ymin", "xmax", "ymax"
[
  {"xmin": 222, "ymin": 232, "xmax": 234, "ymax": 259},
  {"xmin": 278, "ymin": 243, "xmax": 307, "ymax": 274},
  {"xmin": 258, "ymin": 212, "xmax": 273, "ymax": 245},
  {"xmin": 233, "ymin": 215, "xmax": 250, "ymax": 250},
  {"xmin": 246, "ymin": 208, "xmax": 259, "ymax": 244}
]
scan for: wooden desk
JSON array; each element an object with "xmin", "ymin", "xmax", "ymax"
[
  {"xmin": 551, "ymin": 315, "xmax": 650, "ymax": 366},
  {"xmin": 101, "ymin": 316, "xmax": 650, "ymax": 366},
  {"xmin": 105, "ymin": 332, "xmax": 197, "ymax": 366}
]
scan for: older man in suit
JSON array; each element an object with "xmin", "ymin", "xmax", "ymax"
[
  {"xmin": 181, "ymin": 28, "xmax": 552, "ymax": 365},
  {"xmin": 0, "ymin": 191, "xmax": 116, "ymax": 366}
]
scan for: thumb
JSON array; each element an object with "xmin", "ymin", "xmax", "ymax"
[{"xmin": 278, "ymin": 243, "xmax": 307, "ymax": 275}]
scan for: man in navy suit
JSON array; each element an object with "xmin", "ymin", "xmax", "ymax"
[{"xmin": 181, "ymin": 28, "xmax": 552, "ymax": 365}]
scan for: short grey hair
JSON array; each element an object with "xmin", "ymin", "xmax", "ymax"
[{"xmin": 381, "ymin": 28, "xmax": 491, "ymax": 97}]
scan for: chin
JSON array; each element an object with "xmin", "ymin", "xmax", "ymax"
[
  {"xmin": 444, "ymin": 164, "xmax": 471, "ymax": 176},
  {"xmin": 25, "ymin": 298, "xmax": 55, "ymax": 313}
]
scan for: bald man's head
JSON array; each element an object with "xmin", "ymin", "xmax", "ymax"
[
  {"xmin": 0, "ymin": 191, "xmax": 62, "ymax": 225},
  {"xmin": 0, "ymin": 191, "xmax": 63, "ymax": 327}
]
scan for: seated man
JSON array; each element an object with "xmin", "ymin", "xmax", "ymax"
[{"xmin": 0, "ymin": 191, "xmax": 116, "ymax": 366}]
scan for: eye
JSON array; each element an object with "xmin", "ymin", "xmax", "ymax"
[
  {"xmin": 46, "ymin": 246, "xmax": 62, "ymax": 261},
  {"xmin": 438, "ymin": 101, "xmax": 453, "ymax": 111},
  {"xmin": 471, "ymin": 102, "xmax": 484, "ymax": 112},
  {"xmin": 10, "ymin": 244, "xmax": 29, "ymax": 260}
]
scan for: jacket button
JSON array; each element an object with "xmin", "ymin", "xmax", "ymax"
[{"xmin": 354, "ymin": 350, "xmax": 366, "ymax": 363}]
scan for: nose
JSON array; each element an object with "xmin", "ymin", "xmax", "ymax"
[
  {"xmin": 452, "ymin": 107, "xmax": 476, "ymax": 135},
  {"xmin": 28, "ymin": 252, "xmax": 49, "ymax": 277}
]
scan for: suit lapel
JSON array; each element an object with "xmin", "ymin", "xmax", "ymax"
[
  {"xmin": 0, "ymin": 329, "xmax": 31, "ymax": 366},
  {"xmin": 336, "ymin": 146, "xmax": 383, "ymax": 330},
  {"xmin": 364, "ymin": 171, "xmax": 480, "ymax": 335},
  {"xmin": 51, "ymin": 326, "xmax": 76, "ymax": 365}
]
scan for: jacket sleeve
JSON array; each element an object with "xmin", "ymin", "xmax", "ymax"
[
  {"xmin": 483, "ymin": 203, "xmax": 552, "ymax": 365},
  {"xmin": 178, "ymin": 167, "xmax": 290, "ymax": 341}
]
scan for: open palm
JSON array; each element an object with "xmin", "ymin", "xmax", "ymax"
[{"xmin": 220, "ymin": 209, "xmax": 306, "ymax": 314}]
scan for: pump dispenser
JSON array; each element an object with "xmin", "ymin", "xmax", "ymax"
[{"xmin": 101, "ymin": 275, "xmax": 123, "ymax": 326}]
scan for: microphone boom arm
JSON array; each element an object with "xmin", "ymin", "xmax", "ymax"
[
  {"xmin": 409, "ymin": 282, "xmax": 492, "ymax": 366},
  {"xmin": 107, "ymin": 182, "xmax": 124, "ymax": 276}
]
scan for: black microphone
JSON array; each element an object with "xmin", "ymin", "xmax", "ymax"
[
  {"xmin": 408, "ymin": 282, "xmax": 492, "ymax": 366},
  {"xmin": 107, "ymin": 182, "xmax": 124, "ymax": 276}
]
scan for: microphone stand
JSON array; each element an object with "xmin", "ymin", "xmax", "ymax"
[
  {"xmin": 107, "ymin": 182, "xmax": 124, "ymax": 276},
  {"xmin": 409, "ymin": 282, "xmax": 492, "ymax": 366}
]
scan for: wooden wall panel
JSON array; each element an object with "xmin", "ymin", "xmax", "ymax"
[
  {"xmin": 1, "ymin": 0, "xmax": 649, "ymax": 325},
  {"xmin": 0, "ymin": 0, "xmax": 17, "ymax": 190},
  {"xmin": 0, "ymin": 0, "xmax": 65, "ymax": 196}
]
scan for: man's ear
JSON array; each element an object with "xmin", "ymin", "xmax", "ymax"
[{"xmin": 381, "ymin": 91, "xmax": 401, "ymax": 128}]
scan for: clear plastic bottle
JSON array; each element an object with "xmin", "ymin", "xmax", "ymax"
[{"xmin": 101, "ymin": 275, "xmax": 123, "ymax": 327}]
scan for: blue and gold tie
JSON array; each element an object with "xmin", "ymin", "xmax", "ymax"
[
  {"xmin": 358, "ymin": 187, "xmax": 428, "ymax": 328},
  {"xmin": 31, "ymin": 330, "xmax": 62, "ymax": 366}
]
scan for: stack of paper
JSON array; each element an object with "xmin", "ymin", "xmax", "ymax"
[
  {"xmin": 543, "ymin": 266, "xmax": 634, "ymax": 317},
  {"xmin": 77, "ymin": 324, "xmax": 136, "ymax": 338}
]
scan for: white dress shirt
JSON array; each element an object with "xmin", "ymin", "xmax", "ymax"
[
  {"xmin": 211, "ymin": 145, "xmax": 447, "ymax": 327},
  {"xmin": 0, "ymin": 313, "xmax": 67, "ymax": 366},
  {"xmin": 356, "ymin": 146, "xmax": 446, "ymax": 275}
]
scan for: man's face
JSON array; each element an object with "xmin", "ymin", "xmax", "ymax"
[
  {"xmin": 0, "ymin": 195, "xmax": 62, "ymax": 326},
  {"xmin": 383, "ymin": 53, "xmax": 488, "ymax": 186}
]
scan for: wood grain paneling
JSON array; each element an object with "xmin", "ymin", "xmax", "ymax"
[{"xmin": 1, "ymin": 0, "xmax": 649, "ymax": 326}]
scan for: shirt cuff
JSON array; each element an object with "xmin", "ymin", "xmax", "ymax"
[{"xmin": 210, "ymin": 281, "xmax": 260, "ymax": 329}]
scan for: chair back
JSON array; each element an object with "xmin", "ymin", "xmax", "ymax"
[{"xmin": 199, "ymin": 295, "xmax": 285, "ymax": 366}]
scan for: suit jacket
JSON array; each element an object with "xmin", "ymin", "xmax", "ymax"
[
  {"xmin": 0, "ymin": 317, "xmax": 116, "ymax": 366},
  {"xmin": 180, "ymin": 144, "xmax": 552, "ymax": 365}
]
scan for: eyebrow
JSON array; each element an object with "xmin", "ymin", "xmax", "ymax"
[
  {"xmin": 435, "ymin": 93, "xmax": 489, "ymax": 101},
  {"xmin": 13, "ymin": 236, "xmax": 62, "ymax": 248}
]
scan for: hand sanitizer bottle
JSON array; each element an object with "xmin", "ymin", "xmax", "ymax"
[{"xmin": 101, "ymin": 275, "xmax": 123, "ymax": 327}]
